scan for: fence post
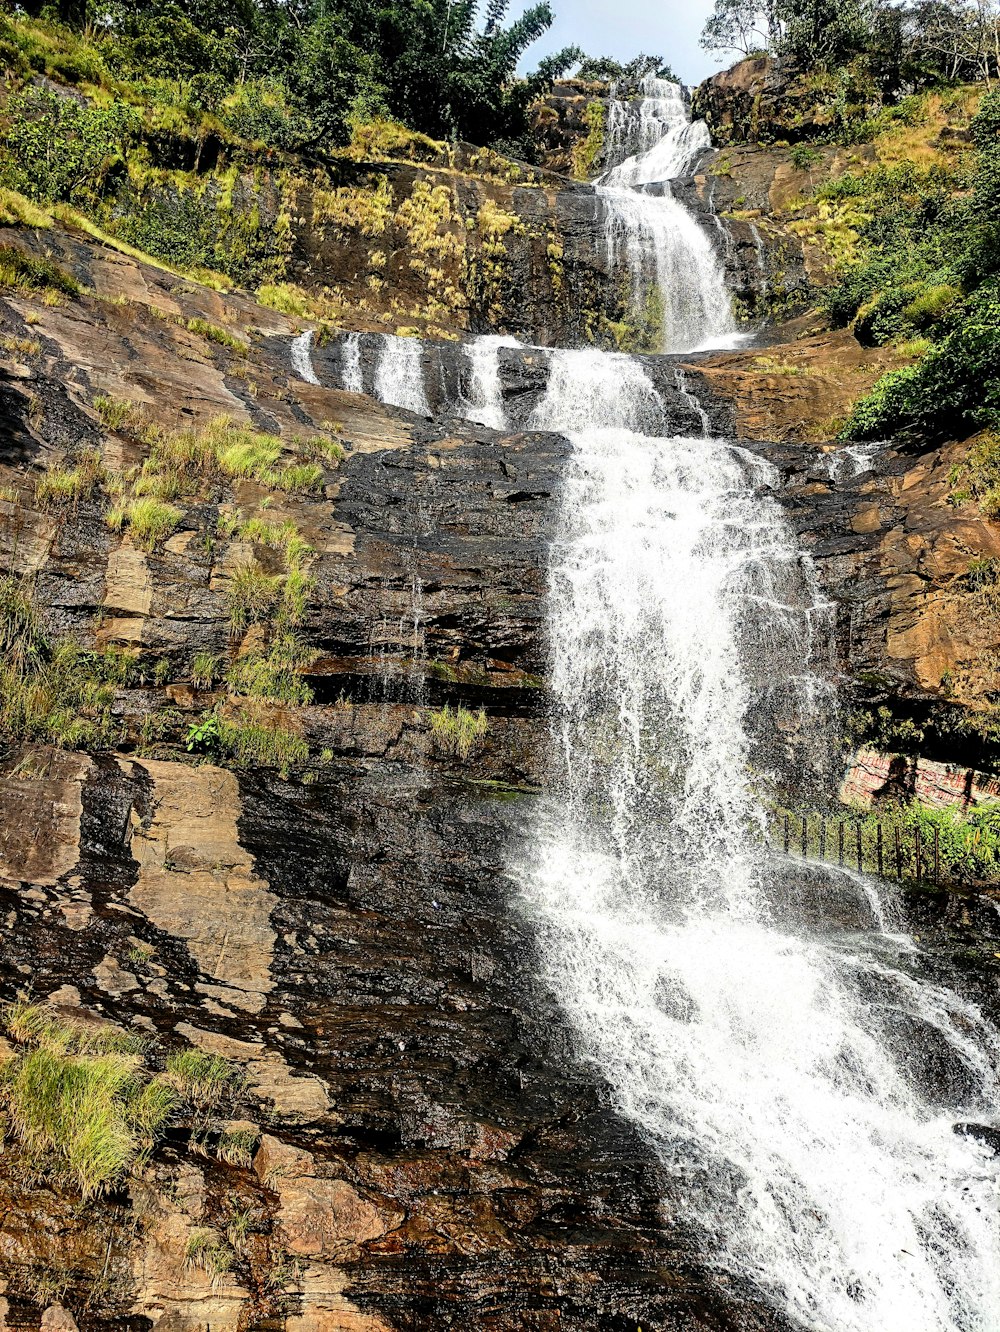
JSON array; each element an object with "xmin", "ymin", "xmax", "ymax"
[
  {"xmin": 915, "ymin": 826, "xmax": 922, "ymax": 882},
  {"xmin": 855, "ymin": 823, "xmax": 863, "ymax": 872},
  {"xmin": 876, "ymin": 823, "xmax": 884, "ymax": 876},
  {"xmin": 838, "ymin": 822, "xmax": 844, "ymax": 867},
  {"xmin": 801, "ymin": 813, "xmax": 807, "ymax": 859},
  {"xmin": 783, "ymin": 812, "xmax": 789, "ymax": 854},
  {"xmin": 819, "ymin": 819, "xmax": 827, "ymax": 862},
  {"xmin": 895, "ymin": 826, "xmax": 903, "ymax": 878},
  {"xmin": 934, "ymin": 827, "xmax": 940, "ymax": 884}
]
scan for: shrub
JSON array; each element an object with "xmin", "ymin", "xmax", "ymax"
[
  {"xmin": 0, "ymin": 575, "xmax": 49, "ymax": 677},
  {"xmin": 429, "ymin": 703, "xmax": 489, "ymax": 758}
]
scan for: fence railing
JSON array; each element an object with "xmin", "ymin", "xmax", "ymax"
[{"xmin": 768, "ymin": 808, "xmax": 948, "ymax": 886}]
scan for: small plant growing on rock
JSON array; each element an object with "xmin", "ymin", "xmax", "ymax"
[
  {"xmin": 186, "ymin": 318, "xmax": 248, "ymax": 355},
  {"xmin": 192, "ymin": 651, "xmax": 223, "ymax": 691},
  {"xmin": 429, "ymin": 704, "xmax": 489, "ymax": 758},
  {"xmin": 165, "ymin": 1049, "xmax": 244, "ymax": 1113},
  {"xmin": 184, "ymin": 1228, "xmax": 234, "ymax": 1278},
  {"xmin": 216, "ymin": 1128, "xmax": 259, "ymax": 1169},
  {"xmin": 107, "ymin": 496, "xmax": 183, "ymax": 551},
  {"xmin": 228, "ymin": 559, "xmax": 281, "ymax": 635}
]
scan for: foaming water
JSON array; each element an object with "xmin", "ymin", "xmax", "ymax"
[
  {"xmin": 602, "ymin": 75, "xmax": 712, "ymax": 186},
  {"xmin": 459, "ymin": 334, "xmax": 521, "ymax": 429},
  {"xmin": 598, "ymin": 185, "xmax": 735, "ymax": 352},
  {"xmin": 596, "ymin": 78, "xmax": 736, "ymax": 352},
  {"xmin": 373, "ymin": 334, "xmax": 429, "ymax": 414},
  {"xmin": 290, "ymin": 329, "xmax": 319, "ymax": 385},
  {"xmin": 340, "ymin": 331, "xmax": 364, "ymax": 393},
  {"xmin": 517, "ymin": 361, "xmax": 1000, "ymax": 1331}
]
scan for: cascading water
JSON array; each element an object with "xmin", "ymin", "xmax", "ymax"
[
  {"xmin": 597, "ymin": 76, "xmax": 739, "ymax": 353},
  {"xmin": 373, "ymin": 333, "xmax": 429, "ymax": 414},
  {"xmin": 519, "ymin": 362, "xmax": 1000, "ymax": 1332},
  {"xmin": 290, "ymin": 59, "xmax": 1000, "ymax": 1332}
]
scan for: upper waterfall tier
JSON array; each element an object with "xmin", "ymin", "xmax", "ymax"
[{"xmin": 600, "ymin": 75, "xmax": 713, "ymax": 187}]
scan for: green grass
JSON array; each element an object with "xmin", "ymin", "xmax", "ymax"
[
  {"xmin": 0, "ymin": 244, "xmax": 79, "ymax": 297},
  {"xmin": 219, "ymin": 713, "xmax": 309, "ymax": 775},
  {"xmin": 106, "ymin": 496, "xmax": 182, "ymax": 550},
  {"xmin": 228, "ymin": 559, "xmax": 281, "ymax": 635},
  {"xmin": 273, "ymin": 461, "xmax": 324, "ymax": 493},
  {"xmin": 184, "ymin": 1228, "xmax": 234, "ymax": 1277},
  {"xmin": 226, "ymin": 634, "xmax": 315, "ymax": 704},
  {"xmin": 429, "ymin": 703, "xmax": 489, "ymax": 758},
  {"xmin": 34, "ymin": 452, "xmax": 103, "ymax": 506},
  {"xmin": 216, "ymin": 1127, "xmax": 259, "ymax": 1168},
  {"xmin": 192, "ymin": 650, "xmax": 223, "ymax": 690},
  {"xmin": 0, "ymin": 1000, "xmax": 175, "ymax": 1198},
  {"xmin": 0, "ymin": 186, "xmax": 52, "ymax": 228},
  {"xmin": 0, "ymin": 636, "xmax": 138, "ymax": 751},
  {"xmin": 164, "ymin": 1049, "xmax": 243, "ymax": 1112},
  {"xmin": 186, "ymin": 317, "xmax": 249, "ymax": 355},
  {"xmin": 0, "ymin": 575, "xmax": 49, "ymax": 677}
]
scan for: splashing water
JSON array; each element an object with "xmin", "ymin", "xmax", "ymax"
[
  {"xmin": 340, "ymin": 331, "xmax": 365, "ymax": 394},
  {"xmin": 290, "ymin": 329, "xmax": 320, "ymax": 386},
  {"xmin": 374, "ymin": 334, "xmax": 429, "ymax": 414},
  {"xmin": 459, "ymin": 334, "xmax": 521, "ymax": 429},
  {"xmin": 595, "ymin": 78, "xmax": 738, "ymax": 353},
  {"xmin": 602, "ymin": 75, "xmax": 712, "ymax": 186}
]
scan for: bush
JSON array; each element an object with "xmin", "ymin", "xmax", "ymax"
[
  {"xmin": 228, "ymin": 559, "xmax": 281, "ymax": 635},
  {"xmin": 226, "ymin": 634, "xmax": 315, "ymax": 704},
  {"xmin": 107, "ymin": 496, "xmax": 183, "ymax": 550}
]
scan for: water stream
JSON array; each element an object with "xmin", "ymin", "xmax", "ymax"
[{"xmin": 293, "ymin": 77, "xmax": 1000, "ymax": 1332}]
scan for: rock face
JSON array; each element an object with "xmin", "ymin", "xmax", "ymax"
[{"xmin": 692, "ymin": 57, "xmax": 839, "ymax": 147}]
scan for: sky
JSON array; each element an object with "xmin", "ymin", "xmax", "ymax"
[{"xmin": 517, "ymin": 0, "xmax": 728, "ymax": 87}]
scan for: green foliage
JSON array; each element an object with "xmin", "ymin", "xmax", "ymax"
[
  {"xmin": 837, "ymin": 91, "xmax": 1000, "ymax": 444},
  {"xmin": 0, "ymin": 86, "xmax": 140, "ymax": 207},
  {"xmin": 184, "ymin": 1228, "xmax": 234, "ymax": 1276},
  {"xmin": 226, "ymin": 635, "xmax": 315, "ymax": 705},
  {"xmin": 185, "ymin": 712, "xmax": 223, "ymax": 755},
  {"xmin": 0, "ymin": 1000, "xmax": 175, "ymax": 1198},
  {"xmin": 216, "ymin": 1126, "xmax": 259, "ymax": 1167},
  {"xmin": 228, "ymin": 559, "xmax": 281, "ymax": 636},
  {"xmin": 574, "ymin": 53, "xmax": 676, "ymax": 82},
  {"xmin": 107, "ymin": 496, "xmax": 183, "ymax": 550},
  {"xmin": 218, "ymin": 713, "xmax": 309, "ymax": 775},
  {"xmin": 429, "ymin": 703, "xmax": 489, "ymax": 758},
  {"xmin": 0, "ymin": 624, "xmax": 141, "ymax": 751},
  {"xmin": 949, "ymin": 431, "xmax": 1000, "ymax": 516}
]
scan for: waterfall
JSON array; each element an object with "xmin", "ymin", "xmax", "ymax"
[
  {"xmin": 285, "ymin": 48, "xmax": 1000, "ymax": 1332},
  {"xmin": 596, "ymin": 80, "xmax": 738, "ymax": 353},
  {"xmin": 517, "ymin": 354, "xmax": 1000, "ymax": 1332},
  {"xmin": 290, "ymin": 329, "xmax": 320, "ymax": 386},
  {"xmin": 373, "ymin": 334, "xmax": 429, "ymax": 414},
  {"xmin": 459, "ymin": 334, "xmax": 521, "ymax": 430},
  {"xmin": 340, "ymin": 331, "xmax": 364, "ymax": 394},
  {"xmin": 602, "ymin": 75, "xmax": 713, "ymax": 186}
]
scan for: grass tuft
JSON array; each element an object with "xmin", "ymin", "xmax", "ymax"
[{"xmin": 429, "ymin": 704, "xmax": 489, "ymax": 758}]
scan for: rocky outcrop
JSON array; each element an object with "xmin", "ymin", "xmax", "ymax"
[{"xmin": 692, "ymin": 57, "xmax": 841, "ymax": 148}]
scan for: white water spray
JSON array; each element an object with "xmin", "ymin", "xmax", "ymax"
[
  {"xmin": 339, "ymin": 331, "xmax": 365, "ymax": 394},
  {"xmin": 459, "ymin": 334, "xmax": 521, "ymax": 429},
  {"xmin": 290, "ymin": 329, "xmax": 320, "ymax": 386},
  {"xmin": 374, "ymin": 334, "xmax": 429, "ymax": 414},
  {"xmin": 596, "ymin": 78, "xmax": 738, "ymax": 353}
]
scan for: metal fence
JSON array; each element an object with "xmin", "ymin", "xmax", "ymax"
[{"xmin": 769, "ymin": 808, "xmax": 948, "ymax": 886}]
